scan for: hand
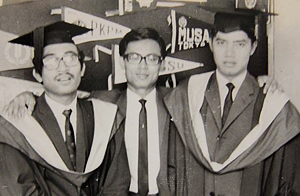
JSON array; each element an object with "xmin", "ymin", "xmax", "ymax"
[
  {"xmin": 2, "ymin": 91, "xmax": 36, "ymax": 119},
  {"xmin": 257, "ymin": 75, "xmax": 283, "ymax": 94}
]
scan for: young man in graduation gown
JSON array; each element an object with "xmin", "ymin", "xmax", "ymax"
[
  {"xmin": 3, "ymin": 27, "xmax": 173, "ymax": 196},
  {"xmin": 0, "ymin": 21, "xmax": 130, "ymax": 196},
  {"xmin": 91, "ymin": 28, "xmax": 173, "ymax": 196},
  {"xmin": 165, "ymin": 12, "xmax": 300, "ymax": 195}
]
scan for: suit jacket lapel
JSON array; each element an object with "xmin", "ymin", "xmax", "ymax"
[
  {"xmin": 222, "ymin": 73, "xmax": 257, "ymax": 132},
  {"xmin": 205, "ymin": 73, "xmax": 222, "ymax": 131},
  {"xmin": 33, "ymin": 94, "xmax": 74, "ymax": 170},
  {"xmin": 75, "ymin": 99, "xmax": 94, "ymax": 172}
]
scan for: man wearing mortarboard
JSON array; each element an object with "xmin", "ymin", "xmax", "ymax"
[
  {"xmin": 165, "ymin": 11, "xmax": 300, "ymax": 195},
  {"xmin": 0, "ymin": 21, "xmax": 130, "ymax": 196}
]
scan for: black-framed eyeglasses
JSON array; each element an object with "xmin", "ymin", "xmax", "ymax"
[
  {"xmin": 123, "ymin": 53, "xmax": 163, "ymax": 66},
  {"xmin": 42, "ymin": 52, "xmax": 79, "ymax": 70}
]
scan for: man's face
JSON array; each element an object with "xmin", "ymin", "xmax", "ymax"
[
  {"xmin": 38, "ymin": 43, "xmax": 84, "ymax": 99},
  {"xmin": 210, "ymin": 30, "xmax": 257, "ymax": 80},
  {"xmin": 121, "ymin": 39, "xmax": 163, "ymax": 94}
]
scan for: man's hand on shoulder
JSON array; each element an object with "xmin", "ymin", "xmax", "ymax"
[{"xmin": 257, "ymin": 75, "xmax": 283, "ymax": 94}]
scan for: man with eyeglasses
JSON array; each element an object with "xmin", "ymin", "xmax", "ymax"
[
  {"xmin": 0, "ymin": 21, "xmax": 130, "ymax": 196},
  {"xmin": 90, "ymin": 28, "xmax": 172, "ymax": 196}
]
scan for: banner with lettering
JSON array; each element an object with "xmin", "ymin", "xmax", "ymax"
[
  {"xmin": 61, "ymin": 7, "xmax": 131, "ymax": 44},
  {"xmin": 168, "ymin": 9, "xmax": 212, "ymax": 54},
  {"xmin": 0, "ymin": 30, "xmax": 33, "ymax": 72},
  {"xmin": 112, "ymin": 44, "xmax": 203, "ymax": 84}
]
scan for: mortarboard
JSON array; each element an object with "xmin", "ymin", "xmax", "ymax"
[
  {"xmin": 213, "ymin": 12, "xmax": 255, "ymax": 34},
  {"xmin": 9, "ymin": 21, "xmax": 91, "ymax": 73}
]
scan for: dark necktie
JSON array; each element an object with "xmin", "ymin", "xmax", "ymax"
[
  {"xmin": 222, "ymin": 83, "xmax": 235, "ymax": 127},
  {"xmin": 62, "ymin": 109, "xmax": 76, "ymax": 171},
  {"xmin": 138, "ymin": 99, "xmax": 149, "ymax": 196}
]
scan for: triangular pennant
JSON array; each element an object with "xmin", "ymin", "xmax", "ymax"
[
  {"xmin": 168, "ymin": 9, "xmax": 212, "ymax": 53},
  {"xmin": 61, "ymin": 7, "xmax": 131, "ymax": 44}
]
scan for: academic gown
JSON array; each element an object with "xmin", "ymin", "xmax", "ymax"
[
  {"xmin": 165, "ymin": 71, "xmax": 300, "ymax": 196},
  {"xmin": 0, "ymin": 94, "xmax": 120, "ymax": 196},
  {"xmin": 91, "ymin": 86, "xmax": 174, "ymax": 196}
]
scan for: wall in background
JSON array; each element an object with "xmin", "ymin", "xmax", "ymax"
[{"xmin": 272, "ymin": 0, "xmax": 300, "ymax": 110}]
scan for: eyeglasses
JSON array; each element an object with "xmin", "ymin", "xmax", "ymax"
[
  {"xmin": 42, "ymin": 53, "xmax": 80, "ymax": 70},
  {"xmin": 123, "ymin": 53, "xmax": 163, "ymax": 66}
]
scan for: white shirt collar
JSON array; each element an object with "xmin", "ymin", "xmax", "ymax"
[
  {"xmin": 45, "ymin": 94, "xmax": 77, "ymax": 114},
  {"xmin": 45, "ymin": 94, "xmax": 78, "ymax": 141},
  {"xmin": 127, "ymin": 88, "xmax": 156, "ymax": 104},
  {"xmin": 216, "ymin": 70, "xmax": 247, "ymax": 93}
]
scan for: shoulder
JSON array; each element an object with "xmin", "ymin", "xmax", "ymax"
[{"xmin": 90, "ymin": 89, "xmax": 124, "ymax": 104}]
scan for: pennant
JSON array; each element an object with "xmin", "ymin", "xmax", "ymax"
[
  {"xmin": 112, "ymin": 44, "xmax": 203, "ymax": 84},
  {"xmin": 61, "ymin": 7, "xmax": 131, "ymax": 44},
  {"xmin": 0, "ymin": 30, "xmax": 33, "ymax": 72},
  {"xmin": 118, "ymin": 0, "xmax": 158, "ymax": 15},
  {"xmin": 235, "ymin": 0, "xmax": 269, "ymax": 11},
  {"xmin": 168, "ymin": 9, "xmax": 212, "ymax": 53}
]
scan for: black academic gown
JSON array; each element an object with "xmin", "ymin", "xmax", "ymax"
[
  {"xmin": 165, "ymin": 72, "xmax": 300, "ymax": 196},
  {"xmin": 0, "ymin": 94, "xmax": 121, "ymax": 196}
]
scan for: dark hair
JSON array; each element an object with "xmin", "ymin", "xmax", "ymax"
[
  {"xmin": 210, "ymin": 28, "xmax": 256, "ymax": 43},
  {"xmin": 33, "ymin": 45, "xmax": 85, "ymax": 75},
  {"xmin": 119, "ymin": 28, "xmax": 167, "ymax": 58},
  {"xmin": 210, "ymin": 12, "xmax": 256, "ymax": 43}
]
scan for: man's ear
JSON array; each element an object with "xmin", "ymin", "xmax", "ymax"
[
  {"xmin": 250, "ymin": 41, "xmax": 258, "ymax": 56},
  {"xmin": 32, "ymin": 69, "xmax": 43, "ymax": 83},
  {"xmin": 81, "ymin": 63, "xmax": 86, "ymax": 77}
]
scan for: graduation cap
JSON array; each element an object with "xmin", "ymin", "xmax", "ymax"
[
  {"xmin": 213, "ymin": 12, "xmax": 255, "ymax": 34},
  {"xmin": 9, "ymin": 21, "xmax": 91, "ymax": 73},
  {"xmin": 198, "ymin": 6, "xmax": 276, "ymax": 42}
]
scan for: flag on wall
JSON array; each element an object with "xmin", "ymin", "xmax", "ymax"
[
  {"xmin": 167, "ymin": 9, "xmax": 212, "ymax": 54},
  {"xmin": 112, "ymin": 44, "xmax": 203, "ymax": 84},
  {"xmin": 61, "ymin": 7, "xmax": 131, "ymax": 44}
]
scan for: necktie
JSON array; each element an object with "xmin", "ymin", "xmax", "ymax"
[
  {"xmin": 138, "ymin": 99, "xmax": 149, "ymax": 196},
  {"xmin": 222, "ymin": 83, "xmax": 235, "ymax": 127},
  {"xmin": 62, "ymin": 109, "xmax": 76, "ymax": 171}
]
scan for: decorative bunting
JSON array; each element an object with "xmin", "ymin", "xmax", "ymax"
[
  {"xmin": 61, "ymin": 7, "xmax": 131, "ymax": 44},
  {"xmin": 168, "ymin": 10, "xmax": 212, "ymax": 54},
  {"xmin": 112, "ymin": 44, "xmax": 203, "ymax": 84}
]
